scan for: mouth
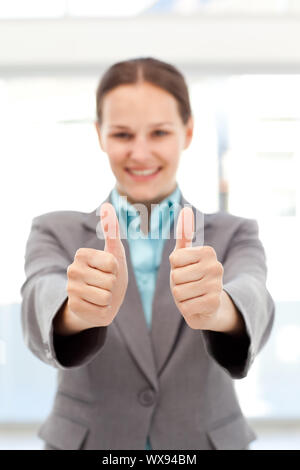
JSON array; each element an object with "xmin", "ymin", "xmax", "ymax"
[{"xmin": 125, "ymin": 166, "xmax": 162, "ymax": 181}]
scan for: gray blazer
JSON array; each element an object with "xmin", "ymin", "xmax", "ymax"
[{"xmin": 20, "ymin": 189, "xmax": 275, "ymax": 450}]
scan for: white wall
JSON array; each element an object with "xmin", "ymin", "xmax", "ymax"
[{"xmin": 1, "ymin": 15, "xmax": 300, "ymax": 73}]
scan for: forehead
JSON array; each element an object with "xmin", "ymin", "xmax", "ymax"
[{"xmin": 101, "ymin": 82, "xmax": 181, "ymax": 124}]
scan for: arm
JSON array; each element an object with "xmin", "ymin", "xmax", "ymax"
[
  {"xmin": 20, "ymin": 215, "xmax": 108, "ymax": 370},
  {"xmin": 202, "ymin": 218, "xmax": 275, "ymax": 379}
]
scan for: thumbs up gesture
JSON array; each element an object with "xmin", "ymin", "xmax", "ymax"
[
  {"xmin": 98, "ymin": 202, "xmax": 129, "ymax": 322},
  {"xmin": 169, "ymin": 207, "xmax": 224, "ymax": 331},
  {"xmin": 55, "ymin": 203, "xmax": 128, "ymax": 335}
]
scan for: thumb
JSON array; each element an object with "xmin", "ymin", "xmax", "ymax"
[
  {"xmin": 100, "ymin": 202, "xmax": 125, "ymax": 259},
  {"xmin": 175, "ymin": 206, "xmax": 194, "ymax": 250}
]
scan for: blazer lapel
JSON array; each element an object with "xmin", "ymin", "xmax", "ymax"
[
  {"xmin": 82, "ymin": 190, "xmax": 158, "ymax": 392},
  {"xmin": 150, "ymin": 192, "xmax": 207, "ymax": 376},
  {"xmin": 81, "ymin": 189, "xmax": 210, "ymax": 389}
]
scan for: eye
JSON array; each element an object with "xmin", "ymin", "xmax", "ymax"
[
  {"xmin": 152, "ymin": 129, "xmax": 169, "ymax": 137},
  {"xmin": 113, "ymin": 132, "xmax": 132, "ymax": 139}
]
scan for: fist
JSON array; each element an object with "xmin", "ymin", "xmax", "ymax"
[
  {"xmin": 169, "ymin": 207, "xmax": 224, "ymax": 330},
  {"xmin": 66, "ymin": 203, "xmax": 128, "ymax": 328}
]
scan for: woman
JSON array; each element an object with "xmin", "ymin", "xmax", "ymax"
[{"xmin": 21, "ymin": 57, "xmax": 275, "ymax": 450}]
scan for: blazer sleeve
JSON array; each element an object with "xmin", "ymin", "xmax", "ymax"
[
  {"xmin": 202, "ymin": 217, "xmax": 275, "ymax": 379},
  {"xmin": 20, "ymin": 214, "xmax": 108, "ymax": 370}
]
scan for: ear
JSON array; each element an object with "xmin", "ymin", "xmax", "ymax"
[
  {"xmin": 94, "ymin": 121, "xmax": 105, "ymax": 152},
  {"xmin": 183, "ymin": 116, "xmax": 194, "ymax": 150}
]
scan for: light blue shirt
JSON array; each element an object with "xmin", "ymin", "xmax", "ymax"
[{"xmin": 110, "ymin": 184, "xmax": 181, "ymax": 450}]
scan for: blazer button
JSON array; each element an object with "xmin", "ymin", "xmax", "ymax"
[{"xmin": 138, "ymin": 388, "xmax": 156, "ymax": 407}]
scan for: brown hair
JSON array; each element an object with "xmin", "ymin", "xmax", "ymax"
[{"xmin": 96, "ymin": 57, "xmax": 192, "ymax": 125}]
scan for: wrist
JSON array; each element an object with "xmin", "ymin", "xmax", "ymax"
[
  {"xmin": 53, "ymin": 299, "xmax": 91, "ymax": 336},
  {"xmin": 208, "ymin": 290, "xmax": 245, "ymax": 336}
]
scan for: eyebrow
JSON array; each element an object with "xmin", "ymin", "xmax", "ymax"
[{"xmin": 109, "ymin": 122, "xmax": 174, "ymax": 130}]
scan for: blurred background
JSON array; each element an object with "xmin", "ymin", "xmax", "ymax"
[{"xmin": 0, "ymin": 0, "xmax": 300, "ymax": 450}]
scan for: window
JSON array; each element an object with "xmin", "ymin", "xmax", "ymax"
[{"xmin": 0, "ymin": 74, "xmax": 299, "ymax": 422}]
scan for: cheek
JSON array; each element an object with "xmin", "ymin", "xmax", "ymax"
[
  {"xmin": 159, "ymin": 139, "xmax": 181, "ymax": 167},
  {"xmin": 105, "ymin": 142, "xmax": 128, "ymax": 168}
]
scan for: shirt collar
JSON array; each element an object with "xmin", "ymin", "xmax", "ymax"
[{"xmin": 110, "ymin": 184, "xmax": 181, "ymax": 239}]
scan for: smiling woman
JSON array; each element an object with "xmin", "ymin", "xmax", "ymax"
[
  {"xmin": 94, "ymin": 58, "xmax": 193, "ymax": 212},
  {"xmin": 20, "ymin": 57, "xmax": 275, "ymax": 451}
]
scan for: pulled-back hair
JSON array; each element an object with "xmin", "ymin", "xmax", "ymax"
[{"xmin": 96, "ymin": 57, "xmax": 192, "ymax": 125}]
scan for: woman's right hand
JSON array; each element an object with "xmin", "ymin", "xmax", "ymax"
[{"xmin": 54, "ymin": 203, "xmax": 128, "ymax": 335}]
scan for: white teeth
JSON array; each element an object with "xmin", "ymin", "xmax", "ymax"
[{"xmin": 129, "ymin": 168, "xmax": 159, "ymax": 176}]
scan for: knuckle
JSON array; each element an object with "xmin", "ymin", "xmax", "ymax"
[
  {"xmin": 101, "ymin": 290, "xmax": 112, "ymax": 305},
  {"xmin": 169, "ymin": 252, "xmax": 176, "ymax": 265},
  {"xmin": 106, "ymin": 253, "xmax": 118, "ymax": 273},
  {"xmin": 194, "ymin": 246, "xmax": 203, "ymax": 257},
  {"xmin": 180, "ymin": 301, "xmax": 189, "ymax": 316},
  {"xmin": 208, "ymin": 262, "xmax": 218, "ymax": 276},
  {"xmin": 171, "ymin": 270, "xmax": 177, "ymax": 284},
  {"xmin": 67, "ymin": 264, "xmax": 78, "ymax": 280},
  {"xmin": 67, "ymin": 283, "xmax": 80, "ymax": 299},
  {"xmin": 186, "ymin": 318, "xmax": 198, "ymax": 330},
  {"xmin": 75, "ymin": 247, "xmax": 86, "ymax": 260},
  {"xmin": 172, "ymin": 285, "xmax": 180, "ymax": 298},
  {"xmin": 98, "ymin": 304, "xmax": 112, "ymax": 319},
  {"xmin": 217, "ymin": 262, "xmax": 224, "ymax": 275},
  {"xmin": 97, "ymin": 312, "xmax": 112, "ymax": 327},
  {"xmin": 67, "ymin": 264, "xmax": 73, "ymax": 277},
  {"xmin": 203, "ymin": 245, "xmax": 215, "ymax": 257},
  {"xmin": 212, "ymin": 262, "xmax": 223, "ymax": 277},
  {"xmin": 66, "ymin": 283, "xmax": 74, "ymax": 295},
  {"xmin": 107, "ymin": 273, "xmax": 117, "ymax": 290}
]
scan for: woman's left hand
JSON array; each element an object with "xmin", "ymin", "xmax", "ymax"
[{"xmin": 169, "ymin": 206, "xmax": 224, "ymax": 331}]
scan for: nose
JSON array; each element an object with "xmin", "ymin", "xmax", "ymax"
[{"xmin": 129, "ymin": 135, "xmax": 152, "ymax": 162}]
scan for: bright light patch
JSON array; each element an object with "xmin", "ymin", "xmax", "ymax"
[
  {"xmin": 68, "ymin": 0, "xmax": 158, "ymax": 17},
  {"xmin": 276, "ymin": 325, "xmax": 300, "ymax": 363},
  {"xmin": 0, "ymin": 340, "xmax": 6, "ymax": 365}
]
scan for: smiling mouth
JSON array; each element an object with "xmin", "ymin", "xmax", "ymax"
[{"xmin": 125, "ymin": 167, "xmax": 162, "ymax": 177}]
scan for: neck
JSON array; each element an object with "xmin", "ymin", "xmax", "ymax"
[
  {"xmin": 116, "ymin": 184, "xmax": 177, "ymax": 209},
  {"xmin": 116, "ymin": 183, "xmax": 178, "ymax": 235}
]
